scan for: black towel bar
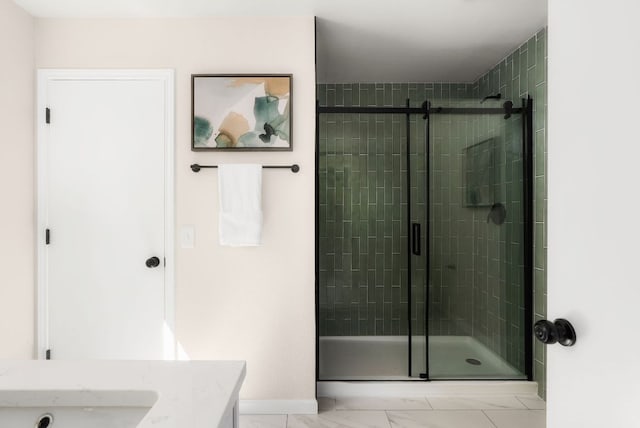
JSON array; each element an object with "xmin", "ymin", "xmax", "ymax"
[{"xmin": 190, "ymin": 164, "xmax": 300, "ymax": 173}]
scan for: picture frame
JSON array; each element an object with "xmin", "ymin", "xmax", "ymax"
[
  {"xmin": 463, "ymin": 138, "xmax": 497, "ymax": 207},
  {"xmin": 191, "ymin": 74, "xmax": 293, "ymax": 151}
]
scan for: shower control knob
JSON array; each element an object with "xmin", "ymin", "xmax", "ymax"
[
  {"xmin": 145, "ymin": 256, "xmax": 161, "ymax": 268},
  {"xmin": 534, "ymin": 318, "xmax": 576, "ymax": 346}
]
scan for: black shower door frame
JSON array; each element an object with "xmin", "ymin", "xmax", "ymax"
[{"xmin": 315, "ymin": 98, "xmax": 534, "ymax": 381}]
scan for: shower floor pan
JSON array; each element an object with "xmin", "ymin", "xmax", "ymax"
[{"xmin": 319, "ymin": 335, "xmax": 526, "ymax": 380}]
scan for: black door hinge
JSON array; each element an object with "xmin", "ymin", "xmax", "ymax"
[
  {"xmin": 45, "ymin": 229, "xmax": 50, "ymax": 245},
  {"xmin": 45, "ymin": 108, "xmax": 51, "ymax": 124},
  {"xmin": 45, "ymin": 349, "xmax": 51, "ymax": 360}
]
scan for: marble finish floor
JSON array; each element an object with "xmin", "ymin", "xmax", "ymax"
[{"xmin": 240, "ymin": 395, "xmax": 545, "ymax": 427}]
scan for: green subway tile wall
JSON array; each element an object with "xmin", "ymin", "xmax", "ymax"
[
  {"xmin": 472, "ymin": 28, "xmax": 547, "ymax": 398},
  {"xmin": 317, "ymin": 28, "xmax": 547, "ymax": 396},
  {"xmin": 317, "ymin": 83, "xmax": 472, "ymax": 339},
  {"xmin": 318, "ymin": 109, "xmax": 411, "ymax": 336}
]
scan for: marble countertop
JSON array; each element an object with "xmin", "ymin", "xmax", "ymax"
[{"xmin": 0, "ymin": 360, "xmax": 246, "ymax": 427}]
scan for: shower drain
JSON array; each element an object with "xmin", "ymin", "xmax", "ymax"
[{"xmin": 465, "ymin": 358, "xmax": 482, "ymax": 366}]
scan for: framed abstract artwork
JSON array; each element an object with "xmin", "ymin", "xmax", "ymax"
[{"xmin": 191, "ymin": 74, "xmax": 292, "ymax": 151}]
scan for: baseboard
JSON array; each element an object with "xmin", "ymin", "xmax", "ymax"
[
  {"xmin": 239, "ymin": 399, "xmax": 318, "ymax": 415},
  {"xmin": 317, "ymin": 381, "xmax": 538, "ymax": 397}
]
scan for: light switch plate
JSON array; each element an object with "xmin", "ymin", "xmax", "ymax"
[{"xmin": 180, "ymin": 225, "xmax": 195, "ymax": 249}]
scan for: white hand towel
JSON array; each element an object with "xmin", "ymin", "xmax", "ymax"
[{"xmin": 218, "ymin": 164, "xmax": 263, "ymax": 246}]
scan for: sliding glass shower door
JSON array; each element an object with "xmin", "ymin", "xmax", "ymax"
[
  {"xmin": 318, "ymin": 112, "xmax": 413, "ymax": 379},
  {"xmin": 317, "ymin": 108, "xmax": 429, "ymax": 380},
  {"xmin": 427, "ymin": 107, "xmax": 529, "ymax": 379},
  {"xmin": 408, "ymin": 112, "xmax": 428, "ymax": 378},
  {"xmin": 317, "ymin": 92, "xmax": 532, "ymax": 381}
]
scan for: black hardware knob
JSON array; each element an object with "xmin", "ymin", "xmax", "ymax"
[
  {"xmin": 534, "ymin": 318, "xmax": 576, "ymax": 346},
  {"xmin": 145, "ymin": 256, "xmax": 161, "ymax": 268},
  {"xmin": 534, "ymin": 320, "xmax": 558, "ymax": 344},
  {"xmin": 554, "ymin": 318, "xmax": 577, "ymax": 346}
]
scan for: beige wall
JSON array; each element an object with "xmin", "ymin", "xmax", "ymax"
[
  {"xmin": 0, "ymin": 0, "xmax": 35, "ymax": 359},
  {"xmin": 34, "ymin": 17, "xmax": 316, "ymax": 400}
]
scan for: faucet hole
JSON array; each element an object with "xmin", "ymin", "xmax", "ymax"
[{"xmin": 36, "ymin": 414, "xmax": 53, "ymax": 428}]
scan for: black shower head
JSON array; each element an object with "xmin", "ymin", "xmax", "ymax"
[{"xmin": 480, "ymin": 93, "xmax": 501, "ymax": 104}]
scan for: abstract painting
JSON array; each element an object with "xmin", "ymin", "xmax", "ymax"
[{"xmin": 192, "ymin": 74, "xmax": 292, "ymax": 151}]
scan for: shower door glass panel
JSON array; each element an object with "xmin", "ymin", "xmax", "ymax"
[
  {"xmin": 318, "ymin": 113, "xmax": 410, "ymax": 380},
  {"xmin": 409, "ymin": 113, "xmax": 428, "ymax": 378},
  {"xmin": 427, "ymin": 107, "xmax": 527, "ymax": 379}
]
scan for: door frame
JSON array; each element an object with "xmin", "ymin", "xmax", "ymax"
[{"xmin": 35, "ymin": 69, "xmax": 176, "ymax": 360}]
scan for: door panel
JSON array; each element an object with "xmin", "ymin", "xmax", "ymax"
[
  {"xmin": 548, "ymin": 1, "xmax": 640, "ymax": 426},
  {"xmin": 45, "ymin": 77, "xmax": 168, "ymax": 359}
]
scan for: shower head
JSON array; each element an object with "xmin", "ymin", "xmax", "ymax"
[{"xmin": 480, "ymin": 93, "xmax": 501, "ymax": 103}]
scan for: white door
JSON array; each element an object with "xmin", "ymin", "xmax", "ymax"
[
  {"xmin": 37, "ymin": 70, "xmax": 175, "ymax": 360},
  {"xmin": 548, "ymin": 2, "xmax": 640, "ymax": 427}
]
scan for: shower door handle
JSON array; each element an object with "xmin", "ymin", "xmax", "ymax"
[{"xmin": 412, "ymin": 223, "xmax": 421, "ymax": 255}]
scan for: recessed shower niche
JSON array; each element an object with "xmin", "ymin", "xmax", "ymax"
[{"xmin": 316, "ymin": 84, "xmax": 533, "ymax": 380}]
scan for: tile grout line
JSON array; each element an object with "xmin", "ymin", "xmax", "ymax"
[
  {"xmin": 517, "ymin": 395, "xmax": 547, "ymax": 410},
  {"xmin": 384, "ymin": 409, "xmax": 394, "ymax": 428},
  {"xmin": 482, "ymin": 409, "xmax": 500, "ymax": 428},
  {"xmin": 514, "ymin": 395, "xmax": 530, "ymax": 409}
]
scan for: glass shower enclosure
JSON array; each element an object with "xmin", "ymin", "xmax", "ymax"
[{"xmin": 316, "ymin": 91, "xmax": 533, "ymax": 380}]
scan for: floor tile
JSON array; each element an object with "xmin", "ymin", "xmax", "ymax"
[
  {"xmin": 240, "ymin": 414, "xmax": 287, "ymax": 428},
  {"xmin": 484, "ymin": 409, "xmax": 546, "ymax": 428},
  {"xmin": 516, "ymin": 395, "xmax": 546, "ymax": 410},
  {"xmin": 387, "ymin": 410, "xmax": 495, "ymax": 428},
  {"xmin": 317, "ymin": 397, "xmax": 336, "ymax": 412},
  {"xmin": 427, "ymin": 395, "xmax": 526, "ymax": 410},
  {"xmin": 288, "ymin": 410, "xmax": 391, "ymax": 428},
  {"xmin": 335, "ymin": 397, "xmax": 431, "ymax": 410}
]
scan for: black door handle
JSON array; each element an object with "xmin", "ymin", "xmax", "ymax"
[
  {"xmin": 534, "ymin": 318, "xmax": 576, "ymax": 346},
  {"xmin": 145, "ymin": 256, "xmax": 161, "ymax": 268},
  {"xmin": 412, "ymin": 223, "xmax": 421, "ymax": 256}
]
